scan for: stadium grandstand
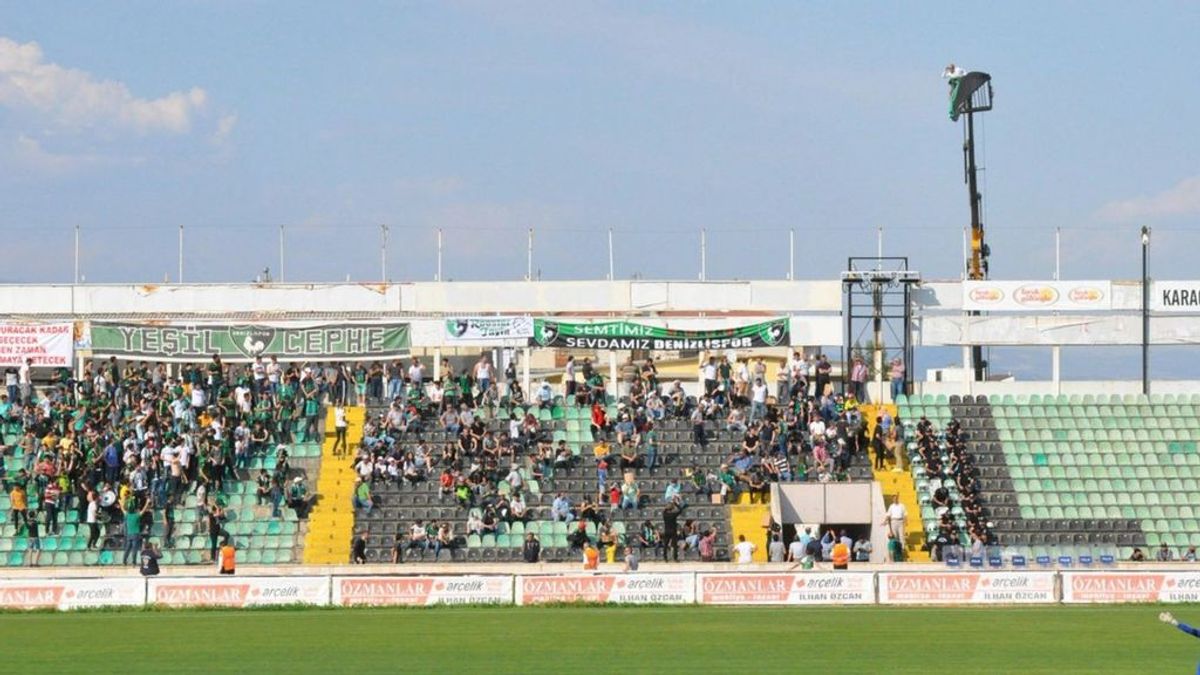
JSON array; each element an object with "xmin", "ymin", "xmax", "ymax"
[{"xmin": 1, "ymin": 275, "xmax": 1197, "ymax": 572}]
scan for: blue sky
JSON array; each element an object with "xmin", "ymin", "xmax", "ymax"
[{"xmin": 1, "ymin": 2, "xmax": 1199, "ymax": 377}]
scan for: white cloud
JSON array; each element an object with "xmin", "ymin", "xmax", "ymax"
[
  {"xmin": 2, "ymin": 134, "xmax": 144, "ymax": 174},
  {"xmin": 1097, "ymin": 176, "xmax": 1200, "ymax": 222},
  {"xmin": 213, "ymin": 113, "xmax": 237, "ymax": 141},
  {"xmin": 0, "ymin": 37, "xmax": 207, "ymax": 134}
]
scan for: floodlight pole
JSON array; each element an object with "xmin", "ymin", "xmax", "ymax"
[{"xmin": 1142, "ymin": 226, "xmax": 1151, "ymax": 395}]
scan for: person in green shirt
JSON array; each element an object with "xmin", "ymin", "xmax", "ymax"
[
  {"xmin": 352, "ymin": 478, "xmax": 373, "ymax": 514},
  {"xmin": 286, "ymin": 477, "xmax": 312, "ymax": 519},
  {"xmin": 122, "ymin": 498, "xmax": 146, "ymax": 566},
  {"xmin": 887, "ymin": 532, "xmax": 905, "ymax": 562}
]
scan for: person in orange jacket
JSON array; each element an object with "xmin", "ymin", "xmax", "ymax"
[
  {"xmin": 831, "ymin": 537, "xmax": 851, "ymax": 570},
  {"xmin": 218, "ymin": 537, "xmax": 236, "ymax": 575}
]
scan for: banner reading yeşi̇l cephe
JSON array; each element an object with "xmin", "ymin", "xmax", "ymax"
[
  {"xmin": 88, "ymin": 323, "xmax": 409, "ymax": 362},
  {"xmin": 532, "ymin": 319, "xmax": 789, "ymax": 350}
]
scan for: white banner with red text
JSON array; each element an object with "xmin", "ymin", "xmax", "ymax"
[
  {"xmin": 147, "ymin": 576, "xmax": 331, "ymax": 607},
  {"xmin": 516, "ymin": 573, "xmax": 696, "ymax": 605},
  {"xmin": 962, "ymin": 281, "xmax": 1112, "ymax": 312},
  {"xmin": 696, "ymin": 572, "xmax": 874, "ymax": 605},
  {"xmin": 0, "ymin": 577, "xmax": 145, "ymax": 610},
  {"xmin": 1062, "ymin": 571, "xmax": 1200, "ymax": 604},
  {"xmin": 878, "ymin": 572, "xmax": 1056, "ymax": 604},
  {"xmin": 334, "ymin": 575, "xmax": 512, "ymax": 606},
  {"xmin": 0, "ymin": 323, "xmax": 74, "ymax": 367}
]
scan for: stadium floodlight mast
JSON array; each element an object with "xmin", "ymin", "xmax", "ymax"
[
  {"xmin": 1142, "ymin": 225, "xmax": 1151, "ymax": 395},
  {"xmin": 945, "ymin": 63, "xmax": 993, "ymax": 382}
]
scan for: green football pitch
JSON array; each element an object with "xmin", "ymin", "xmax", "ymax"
[{"xmin": 3, "ymin": 604, "xmax": 1199, "ymax": 673}]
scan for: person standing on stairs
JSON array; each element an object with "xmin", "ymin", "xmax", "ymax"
[
  {"xmin": 872, "ymin": 424, "xmax": 887, "ymax": 471},
  {"xmin": 884, "ymin": 497, "xmax": 908, "ymax": 549},
  {"xmin": 332, "ymin": 405, "xmax": 348, "ymax": 457}
]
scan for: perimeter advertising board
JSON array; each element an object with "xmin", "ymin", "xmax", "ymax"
[
  {"xmin": 1062, "ymin": 572, "xmax": 1200, "ymax": 603},
  {"xmin": 0, "ymin": 578, "xmax": 144, "ymax": 610},
  {"xmin": 334, "ymin": 576, "xmax": 512, "ymax": 606},
  {"xmin": 696, "ymin": 573, "xmax": 874, "ymax": 605},
  {"xmin": 516, "ymin": 574, "xmax": 695, "ymax": 605},
  {"xmin": 878, "ymin": 572, "xmax": 1056, "ymax": 604},
  {"xmin": 148, "ymin": 576, "xmax": 330, "ymax": 607}
]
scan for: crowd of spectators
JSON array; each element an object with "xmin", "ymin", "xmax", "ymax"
[
  {"xmin": 2, "ymin": 354, "xmax": 326, "ymax": 566},
  {"xmin": 911, "ymin": 416, "xmax": 994, "ymax": 560},
  {"xmin": 352, "ymin": 350, "xmax": 886, "ymax": 563}
]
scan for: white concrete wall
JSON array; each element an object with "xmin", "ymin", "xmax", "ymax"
[
  {"xmin": 0, "ymin": 280, "xmax": 842, "ymax": 317},
  {"xmin": 915, "ymin": 379, "xmax": 1200, "ymax": 397}
]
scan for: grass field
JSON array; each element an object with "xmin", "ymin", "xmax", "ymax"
[{"xmin": 3, "ymin": 604, "xmax": 1199, "ymax": 673}]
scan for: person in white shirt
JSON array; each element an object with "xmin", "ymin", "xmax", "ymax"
[
  {"xmin": 251, "ymin": 356, "xmax": 267, "ymax": 392},
  {"xmin": 266, "ymin": 356, "xmax": 282, "ymax": 394},
  {"xmin": 734, "ymin": 534, "xmax": 757, "ymax": 563},
  {"xmin": 18, "ymin": 359, "xmax": 31, "ymax": 405},
  {"xmin": 563, "ymin": 355, "xmax": 577, "ymax": 398},
  {"xmin": 750, "ymin": 379, "xmax": 768, "ymax": 423},
  {"xmin": 885, "ymin": 498, "xmax": 908, "ymax": 547},
  {"xmin": 333, "ymin": 406, "xmax": 349, "ymax": 457},
  {"xmin": 700, "ymin": 358, "xmax": 718, "ymax": 396},
  {"xmin": 786, "ymin": 536, "xmax": 806, "ymax": 563},
  {"xmin": 943, "ymin": 63, "xmax": 966, "ymax": 80}
]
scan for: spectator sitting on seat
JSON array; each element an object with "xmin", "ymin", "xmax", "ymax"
[
  {"xmin": 437, "ymin": 468, "xmax": 455, "ymax": 501},
  {"xmin": 407, "ymin": 520, "xmax": 429, "ymax": 559},
  {"xmin": 724, "ymin": 447, "xmax": 751, "ymax": 478},
  {"xmin": 699, "ymin": 528, "xmax": 717, "ymax": 562},
  {"xmin": 551, "ymin": 493, "xmax": 573, "ymax": 522},
  {"xmin": 254, "ymin": 469, "xmax": 272, "ymax": 505},
  {"xmin": 621, "ymin": 478, "xmax": 640, "ymax": 510},
  {"xmin": 505, "ymin": 464, "xmax": 524, "ymax": 494},
  {"xmin": 1130, "ymin": 547, "xmax": 1146, "ymax": 562},
  {"xmin": 286, "ymin": 477, "xmax": 312, "ymax": 519},
  {"xmin": 553, "ymin": 441, "xmax": 575, "ymax": 470},
  {"xmin": 466, "ymin": 510, "xmax": 484, "ymax": 536},
  {"xmin": 726, "ymin": 406, "xmax": 747, "ymax": 432},
  {"xmin": 440, "ymin": 407, "xmax": 460, "ymax": 434},
  {"xmin": 618, "ymin": 441, "xmax": 642, "ymax": 469},
  {"xmin": 686, "ymin": 465, "xmax": 710, "ymax": 497},
  {"xmin": 480, "ymin": 507, "xmax": 499, "ymax": 536},
  {"xmin": 1186, "ymin": 546, "xmax": 1198, "ymax": 562},
  {"xmin": 578, "ymin": 497, "xmax": 602, "ymax": 524},
  {"xmin": 668, "ymin": 381, "xmax": 687, "ymax": 416},
  {"xmin": 434, "ymin": 522, "xmax": 457, "ymax": 560},
  {"xmin": 536, "ymin": 381, "xmax": 554, "ymax": 409},
  {"xmin": 590, "ymin": 402, "xmax": 609, "ymax": 441},
  {"xmin": 569, "ymin": 520, "xmax": 591, "ymax": 550},
  {"xmin": 638, "ymin": 519, "xmax": 661, "ymax": 556},
  {"xmin": 646, "ymin": 393, "xmax": 665, "ymax": 421},
  {"xmin": 746, "ymin": 470, "xmax": 769, "ymax": 503},
  {"xmin": 615, "ymin": 413, "xmax": 638, "ymax": 446},
  {"xmin": 509, "ymin": 494, "xmax": 530, "ymax": 523},
  {"xmin": 1158, "ymin": 542, "xmax": 1175, "ymax": 562},
  {"xmin": 663, "ymin": 479, "xmax": 681, "ymax": 503}
]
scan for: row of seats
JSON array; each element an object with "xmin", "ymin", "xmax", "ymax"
[{"xmin": 901, "ymin": 393, "xmax": 1200, "ymax": 405}]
